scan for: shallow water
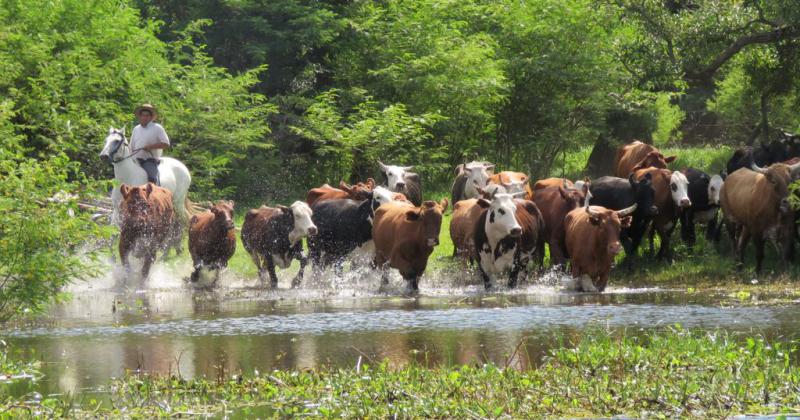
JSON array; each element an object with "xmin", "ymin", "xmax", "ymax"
[{"xmin": 2, "ymin": 261, "xmax": 800, "ymax": 397}]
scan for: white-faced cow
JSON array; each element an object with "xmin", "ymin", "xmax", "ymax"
[
  {"xmin": 378, "ymin": 161, "xmax": 422, "ymax": 206},
  {"xmin": 451, "ymin": 161, "xmax": 495, "ymax": 205},
  {"xmin": 634, "ymin": 167, "xmax": 691, "ymax": 261},
  {"xmin": 473, "ymin": 193, "xmax": 544, "ymax": 289},
  {"xmin": 679, "ymin": 168, "xmax": 724, "ymax": 247},
  {"xmin": 241, "ymin": 201, "xmax": 317, "ymax": 288}
]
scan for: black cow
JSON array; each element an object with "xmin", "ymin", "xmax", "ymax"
[
  {"xmin": 378, "ymin": 161, "xmax": 422, "ymax": 206},
  {"xmin": 588, "ymin": 174, "xmax": 657, "ymax": 259},
  {"xmin": 308, "ymin": 193, "xmax": 380, "ymax": 273},
  {"xmin": 679, "ymin": 168, "xmax": 723, "ymax": 247},
  {"xmin": 726, "ymin": 138, "xmax": 800, "ymax": 175}
]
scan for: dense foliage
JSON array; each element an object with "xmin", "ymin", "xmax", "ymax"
[{"xmin": 2, "ymin": 0, "xmax": 800, "ymax": 316}]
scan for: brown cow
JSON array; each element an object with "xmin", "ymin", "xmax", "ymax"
[
  {"xmin": 373, "ymin": 199, "xmax": 448, "ymax": 294},
  {"xmin": 720, "ymin": 162, "xmax": 800, "ymax": 272},
  {"xmin": 118, "ymin": 183, "xmax": 175, "ymax": 281},
  {"xmin": 241, "ymin": 201, "xmax": 317, "ymax": 288},
  {"xmin": 449, "ymin": 198, "xmax": 484, "ymax": 262},
  {"xmin": 489, "ymin": 171, "xmax": 532, "ymax": 199},
  {"xmin": 634, "ymin": 167, "xmax": 691, "ymax": 261},
  {"xmin": 533, "ymin": 183, "xmax": 587, "ymax": 267},
  {"xmin": 188, "ymin": 201, "xmax": 236, "ymax": 288},
  {"xmin": 614, "ymin": 141, "xmax": 676, "ymax": 178},
  {"xmin": 564, "ymin": 202, "xmax": 636, "ymax": 292},
  {"xmin": 306, "ymin": 178, "xmax": 376, "ymax": 206},
  {"xmin": 530, "ymin": 177, "xmax": 575, "ymax": 200}
]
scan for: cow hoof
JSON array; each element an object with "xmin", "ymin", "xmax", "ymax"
[{"xmin": 290, "ymin": 278, "xmax": 301, "ymax": 289}]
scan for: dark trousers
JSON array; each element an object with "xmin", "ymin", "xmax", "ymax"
[{"xmin": 138, "ymin": 158, "xmax": 160, "ymax": 185}]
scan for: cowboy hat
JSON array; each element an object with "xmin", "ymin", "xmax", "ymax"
[{"xmin": 134, "ymin": 103, "xmax": 157, "ymax": 118}]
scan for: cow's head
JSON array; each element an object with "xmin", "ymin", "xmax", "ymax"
[
  {"xmin": 629, "ymin": 173, "xmax": 658, "ymax": 216},
  {"xmin": 378, "ymin": 161, "xmax": 413, "ymax": 192},
  {"xmin": 478, "ymin": 193, "xmax": 522, "ymax": 239},
  {"xmin": 708, "ymin": 173, "xmax": 725, "ymax": 206},
  {"xmin": 339, "ymin": 178, "xmax": 375, "ymax": 201},
  {"xmin": 99, "ymin": 127, "xmax": 127, "ymax": 164},
  {"xmin": 558, "ymin": 180, "xmax": 588, "ymax": 208},
  {"xmin": 120, "ymin": 183, "xmax": 154, "ymax": 221},
  {"xmin": 669, "ymin": 171, "xmax": 692, "ymax": 209},
  {"xmin": 585, "ymin": 202, "xmax": 636, "ymax": 257},
  {"xmin": 210, "ymin": 200, "xmax": 235, "ymax": 231},
  {"xmin": 751, "ymin": 162, "xmax": 800, "ymax": 213},
  {"xmin": 371, "ymin": 185, "xmax": 405, "ymax": 209},
  {"xmin": 631, "ymin": 151, "xmax": 676, "ymax": 172},
  {"xmin": 405, "ymin": 199, "xmax": 448, "ymax": 247},
  {"xmin": 462, "ymin": 162, "xmax": 494, "ymax": 197},
  {"xmin": 284, "ymin": 201, "xmax": 317, "ymax": 245}
]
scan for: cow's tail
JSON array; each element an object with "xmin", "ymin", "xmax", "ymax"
[{"xmin": 183, "ymin": 197, "xmax": 200, "ymax": 222}]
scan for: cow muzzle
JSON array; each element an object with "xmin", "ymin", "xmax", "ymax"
[
  {"xmin": 680, "ymin": 198, "xmax": 691, "ymax": 208},
  {"xmin": 427, "ymin": 238, "xmax": 439, "ymax": 247},
  {"xmin": 780, "ymin": 198, "xmax": 790, "ymax": 214},
  {"xmin": 308, "ymin": 226, "xmax": 318, "ymax": 236},
  {"xmin": 225, "ymin": 220, "xmax": 235, "ymax": 230},
  {"xmin": 648, "ymin": 206, "xmax": 659, "ymax": 216},
  {"xmin": 395, "ymin": 182, "xmax": 405, "ymax": 191},
  {"xmin": 609, "ymin": 241, "xmax": 622, "ymax": 255},
  {"xmin": 509, "ymin": 227, "xmax": 522, "ymax": 238}
]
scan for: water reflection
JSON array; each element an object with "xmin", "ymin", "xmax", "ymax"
[{"xmin": 3, "ymin": 285, "xmax": 800, "ymax": 397}]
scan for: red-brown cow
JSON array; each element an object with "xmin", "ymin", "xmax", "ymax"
[
  {"xmin": 720, "ymin": 162, "xmax": 800, "ymax": 272},
  {"xmin": 530, "ymin": 177, "xmax": 575, "ymax": 200},
  {"xmin": 449, "ymin": 198, "xmax": 484, "ymax": 262},
  {"xmin": 533, "ymin": 183, "xmax": 587, "ymax": 267},
  {"xmin": 305, "ymin": 179, "xmax": 376, "ymax": 206},
  {"xmin": 188, "ymin": 201, "xmax": 236, "ymax": 288},
  {"xmin": 614, "ymin": 141, "xmax": 676, "ymax": 178},
  {"xmin": 119, "ymin": 183, "xmax": 175, "ymax": 281},
  {"xmin": 489, "ymin": 171, "xmax": 533, "ymax": 199},
  {"xmin": 634, "ymin": 167, "xmax": 691, "ymax": 261},
  {"xmin": 372, "ymin": 199, "xmax": 448, "ymax": 294},
  {"xmin": 564, "ymin": 202, "xmax": 636, "ymax": 292}
]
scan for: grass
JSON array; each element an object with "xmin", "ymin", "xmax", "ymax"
[{"xmin": 3, "ymin": 329, "xmax": 799, "ymax": 418}]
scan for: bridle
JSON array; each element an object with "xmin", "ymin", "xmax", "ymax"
[{"xmin": 107, "ymin": 132, "xmax": 141, "ymax": 164}]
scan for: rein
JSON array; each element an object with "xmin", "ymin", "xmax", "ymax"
[{"xmin": 112, "ymin": 147, "xmax": 142, "ymax": 164}]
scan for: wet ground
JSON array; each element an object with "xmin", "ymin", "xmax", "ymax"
[{"xmin": 2, "ymin": 260, "xmax": 800, "ymax": 398}]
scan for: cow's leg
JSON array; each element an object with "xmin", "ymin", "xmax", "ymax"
[
  {"xmin": 736, "ymin": 227, "xmax": 750, "ymax": 269},
  {"xmin": 508, "ymin": 252, "xmax": 522, "ymax": 288},
  {"xmin": 190, "ymin": 260, "xmax": 202, "ymax": 284},
  {"xmin": 753, "ymin": 233, "xmax": 766, "ymax": 274},
  {"xmin": 579, "ymin": 274, "xmax": 597, "ymax": 293},
  {"xmin": 657, "ymin": 224, "xmax": 675, "ymax": 262},
  {"xmin": 477, "ymin": 263, "xmax": 492, "ymax": 291},
  {"xmin": 265, "ymin": 257, "xmax": 279, "ymax": 288},
  {"xmin": 596, "ymin": 273, "xmax": 610, "ymax": 292},
  {"xmin": 119, "ymin": 238, "xmax": 132, "ymax": 273},
  {"xmin": 141, "ymin": 250, "xmax": 156, "ymax": 285},
  {"xmin": 705, "ymin": 215, "xmax": 719, "ymax": 242},
  {"xmin": 680, "ymin": 211, "xmax": 696, "ymax": 249},
  {"xmin": 292, "ymin": 244, "xmax": 307, "ymax": 288},
  {"xmin": 402, "ymin": 272, "xmax": 420, "ymax": 296},
  {"xmin": 647, "ymin": 223, "xmax": 656, "ymax": 256}
]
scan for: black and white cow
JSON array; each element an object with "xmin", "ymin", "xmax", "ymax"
[
  {"xmin": 308, "ymin": 192, "xmax": 383, "ymax": 273},
  {"xmin": 679, "ymin": 168, "xmax": 724, "ymax": 247},
  {"xmin": 588, "ymin": 174, "xmax": 658, "ymax": 259},
  {"xmin": 378, "ymin": 161, "xmax": 422, "ymax": 206},
  {"xmin": 473, "ymin": 194, "xmax": 543, "ymax": 290},
  {"xmin": 241, "ymin": 201, "xmax": 317, "ymax": 288},
  {"xmin": 451, "ymin": 161, "xmax": 495, "ymax": 205}
]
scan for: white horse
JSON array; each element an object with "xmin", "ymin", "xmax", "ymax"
[{"xmin": 99, "ymin": 127, "xmax": 192, "ymax": 226}]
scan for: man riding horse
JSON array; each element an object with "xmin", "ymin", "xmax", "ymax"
[{"xmin": 131, "ymin": 104, "xmax": 170, "ymax": 186}]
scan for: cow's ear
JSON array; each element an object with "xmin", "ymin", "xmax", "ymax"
[
  {"xmin": 405, "ymin": 209, "xmax": 421, "ymax": 221},
  {"xmin": 145, "ymin": 182, "xmax": 154, "ymax": 197},
  {"xmin": 190, "ymin": 215, "xmax": 199, "ymax": 225},
  {"xmin": 558, "ymin": 186, "xmax": 569, "ymax": 200},
  {"xmin": 339, "ymin": 181, "xmax": 353, "ymax": 193},
  {"xmin": 277, "ymin": 205, "xmax": 291, "ymax": 215},
  {"xmin": 366, "ymin": 178, "xmax": 376, "ymax": 189},
  {"xmin": 621, "ymin": 215, "xmax": 633, "ymax": 228},
  {"xmin": 227, "ymin": 200, "xmax": 235, "ymax": 209},
  {"xmin": 664, "ymin": 155, "xmax": 677, "ymax": 163},
  {"xmin": 439, "ymin": 198, "xmax": 449, "ymax": 213},
  {"xmin": 120, "ymin": 184, "xmax": 130, "ymax": 199},
  {"xmin": 476, "ymin": 198, "xmax": 491, "ymax": 208}
]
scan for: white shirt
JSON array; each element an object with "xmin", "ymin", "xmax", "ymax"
[{"xmin": 130, "ymin": 122, "xmax": 170, "ymax": 160}]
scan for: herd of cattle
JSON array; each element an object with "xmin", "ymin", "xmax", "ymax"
[{"xmin": 115, "ymin": 138, "xmax": 800, "ymax": 293}]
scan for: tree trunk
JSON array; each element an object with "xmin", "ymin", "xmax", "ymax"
[{"xmin": 760, "ymin": 91, "xmax": 770, "ymax": 144}]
